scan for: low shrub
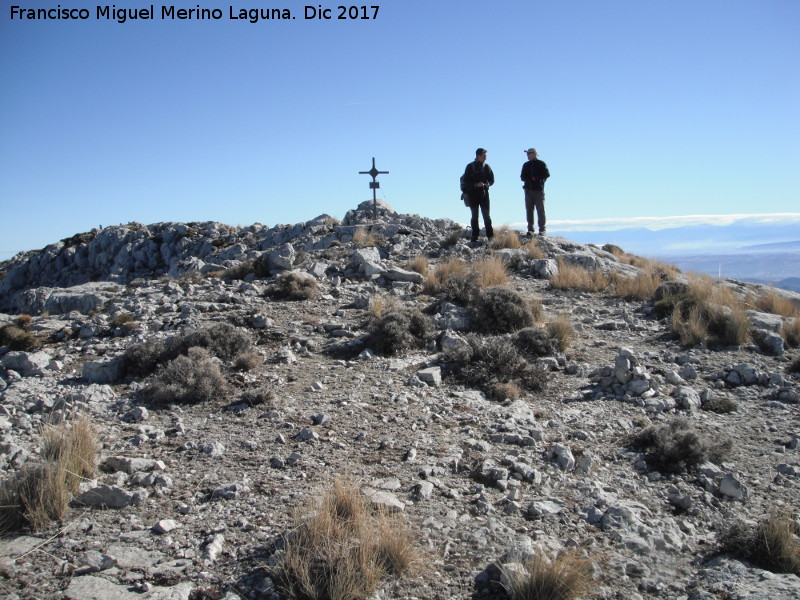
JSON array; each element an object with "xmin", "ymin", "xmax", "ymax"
[
  {"xmin": 146, "ymin": 347, "xmax": 229, "ymax": 404},
  {"xmin": 789, "ymin": 356, "xmax": 800, "ymax": 374},
  {"xmin": 276, "ymin": 478, "xmax": 417, "ymax": 600},
  {"xmin": 472, "ymin": 286, "xmax": 535, "ymax": 334},
  {"xmin": 367, "ymin": 308, "xmax": 434, "ymax": 356},
  {"xmin": 266, "ymin": 272, "xmax": 319, "ymax": 301},
  {"xmin": 502, "ymin": 550, "xmax": 593, "ymax": 600},
  {"xmin": 514, "ymin": 327, "xmax": 558, "ymax": 359},
  {"xmin": 124, "ymin": 322, "xmax": 255, "ymax": 376},
  {"xmin": 0, "ymin": 323, "xmax": 41, "ymax": 351},
  {"xmin": 701, "ymin": 396, "xmax": 737, "ymax": 414},
  {"xmin": 718, "ymin": 512, "xmax": 800, "ymax": 576},
  {"xmin": 445, "ymin": 334, "xmax": 548, "ymax": 394},
  {"xmin": 630, "ymin": 417, "xmax": 731, "ymax": 473}
]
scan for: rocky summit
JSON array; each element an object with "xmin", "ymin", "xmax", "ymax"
[{"xmin": 0, "ymin": 200, "xmax": 798, "ymax": 600}]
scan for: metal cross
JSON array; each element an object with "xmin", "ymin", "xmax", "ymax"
[{"xmin": 358, "ymin": 157, "xmax": 389, "ymax": 219}]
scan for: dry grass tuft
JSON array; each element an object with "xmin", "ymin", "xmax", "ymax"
[
  {"xmin": 1, "ymin": 416, "xmax": 98, "ymax": 533},
  {"xmin": 277, "ymin": 478, "xmax": 418, "ymax": 600},
  {"xmin": 474, "ymin": 255, "xmax": 509, "ymax": 289},
  {"xmin": 783, "ymin": 318, "xmax": 800, "ymax": 348},
  {"xmin": 42, "ymin": 416, "xmax": 97, "ymax": 493},
  {"xmin": 352, "ymin": 227, "xmax": 385, "ymax": 248},
  {"xmin": 526, "ymin": 239, "xmax": 546, "ymax": 260},
  {"xmin": 490, "ymin": 226, "xmax": 522, "ymax": 250},
  {"xmin": 550, "ymin": 259, "xmax": 610, "ymax": 292},
  {"xmin": 502, "ymin": 550, "xmax": 594, "ymax": 600},
  {"xmin": 423, "ymin": 257, "xmax": 508, "ymax": 305},
  {"xmin": 368, "ymin": 293, "xmax": 398, "ymax": 319},
  {"xmin": 407, "ymin": 254, "xmax": 429, "ymax": 276},
  {"xmin": 546, "ymin": 314, "xmax": 573, "ymax": 352},
  {"xmin": 750, "ymin": 290, "xmax": 800, "ymax": 318},
  {"xmin": 719, "ymin": 511, "xmax": 800, "ymax": 576}
]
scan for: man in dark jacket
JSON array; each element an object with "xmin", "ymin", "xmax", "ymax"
[
  {"xmin": 463, "ymin": 147, "xmax": 494, "ymax": 243},
  {"xmin": 520, "ymin": 148, "xmax": 550, "ymax": 235}
]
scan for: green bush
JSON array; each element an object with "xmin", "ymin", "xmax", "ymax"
[
  {"xmin": 630, "ymin": 417, "xmax": 731, "ymax": 473},
  {"xmin": 471, "ymin": 286, "xmax": 535, "ymax": 334},
  {"xmin": 367, "ymin": 308, "xmax": 434, "ymax": 356}
]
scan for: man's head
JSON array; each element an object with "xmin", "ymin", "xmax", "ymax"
[
  {"xmin": 476, "ymin": 148, "xmax": 487, "ymax": 163},
  {"xmin": 525, "ymin": 148, "xmax": 538, "ymax": 159}
]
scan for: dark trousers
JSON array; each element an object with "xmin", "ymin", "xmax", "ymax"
[
  {"xmin": 525, "ymin": 188, "xmax": 546, "ymax": 233},
  {"xmin": 469, "ymin": 195, "xmax": 493, "ymax": 241}
]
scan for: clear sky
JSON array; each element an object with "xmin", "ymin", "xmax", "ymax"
[{"xmin": 1, "ymin": 0, "xmax": 798, "ymax": 260}]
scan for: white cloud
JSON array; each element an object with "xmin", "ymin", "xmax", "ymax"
[{"xmin": 533, "ymin": 213, "xmax": 800, "ymax": 232}]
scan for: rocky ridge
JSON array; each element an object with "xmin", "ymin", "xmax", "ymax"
[{"xmin": 0, "ymin": 200, "xmax": 799, "ymax": 600}]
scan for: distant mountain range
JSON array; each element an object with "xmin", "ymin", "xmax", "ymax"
[{"xmin": 546, "ymin": 219, "xmax": 800, "ymax": 292}]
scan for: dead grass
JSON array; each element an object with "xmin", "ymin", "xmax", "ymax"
[
  {"xmin": 783, "ymin": 318, "xmax": 800, "ymax": 348},
  {"xmin": 610, "ymin": 260, "xmax": 676, "ymax": 301},
  {"xmin": 277, "ymin": 478, "xmax": 418, "ymax": 600},
  {"xmin": 719, "ymin": 511, "xmax": 800, "ymax": 576},
  {"xmin": 0, "ymin": 416, "xmax": 98, "ymax": 533},
  {"xmin": 502, "ymin": 550, "xmax": 593, "ymax": 600},
  {"xmin": 550, "ymin": 259, "xmax": 610, "ymax": 292},
  {"xmin": 490, "ymin": 226, "xmax": 522, "ymax": 250},
  {"xmin": 526, "ymin": 239, "xmax": 546, "ymax": 260},
  {"xmin": 407, "ymin": 254, "xmax": 429, "ymax": 276},
  {"xmin": 546, "ymin": 314, "xmax": 573, "ymax": 352},
  {"xmin": 473, "ymin": 255, "xmax": 509, "ymax": 289},
  {"xmin": 368, "ymin": 294, "xmax": 397, "ymax": 319},
  {"xmin": 423, "ymin": 257, "xmax": 508, "ymax": 304},
  {"xmin": 352, "ymin": 227, "xmax": 385, "ymax": 248},
  {"xmin": 750, "ymin": 290, "xmax": 800, "ymax": 318},
  {"xmin": 41, "ymin": 416, "xmax": 97, "ymax": 493}
]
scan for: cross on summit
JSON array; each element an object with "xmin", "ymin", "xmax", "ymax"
[{"xmin": 359, "ymin": 157, "xmax": 389, "ymax": 219}]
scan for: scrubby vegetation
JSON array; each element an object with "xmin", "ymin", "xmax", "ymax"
[
  {"xmin": 444, "ymin": 334, "xmax": 548, "ymax": 396},
  {"xmin": 367, "ymin": 308, "xmax": 434, "ymax": 356},
  {"xmin": 266, "ymin": 272, "xmax": 320, "ymax": 300},
  {"xmin": 718, "ymin": 512, "xmax": 800, "ymax": 576},
  {"xmin": 472, "ymin": 286, "xmax": 536, "ymax": 334},
  {"xmin": 146, "ymin": 347, "xmax": 229, "ymax": 405},
  {"xmin": 276, "ymin": 478, "xmax": 418, "ymax": 600},
  {"xmin": 124, "ymin": 322, "xmax": 256, "ymax": 377},
  {"xmin": 630, "ymin": 418, "xmax": 732, "ymax": 474},
  {"xmin": 0, "ymin": 315, "xmax": 41, "ymax": 351}
]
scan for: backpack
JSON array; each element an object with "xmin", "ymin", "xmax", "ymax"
[{"xmin": 460, "ymin": 175, "xmax": 470, "ymax": 205}]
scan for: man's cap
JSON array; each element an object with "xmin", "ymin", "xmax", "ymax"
[
  {"xmin": 525, "ymin": 148, "xmax": 538, "ymax": 154},
  {"xmin": 476, "ymin": 147, "xmax": 487, "ymax": 156}
]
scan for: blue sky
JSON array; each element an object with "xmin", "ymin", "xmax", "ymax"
[{"xmin": 1, "ymin": 0, "xmax": 799, "ymax": 260}]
